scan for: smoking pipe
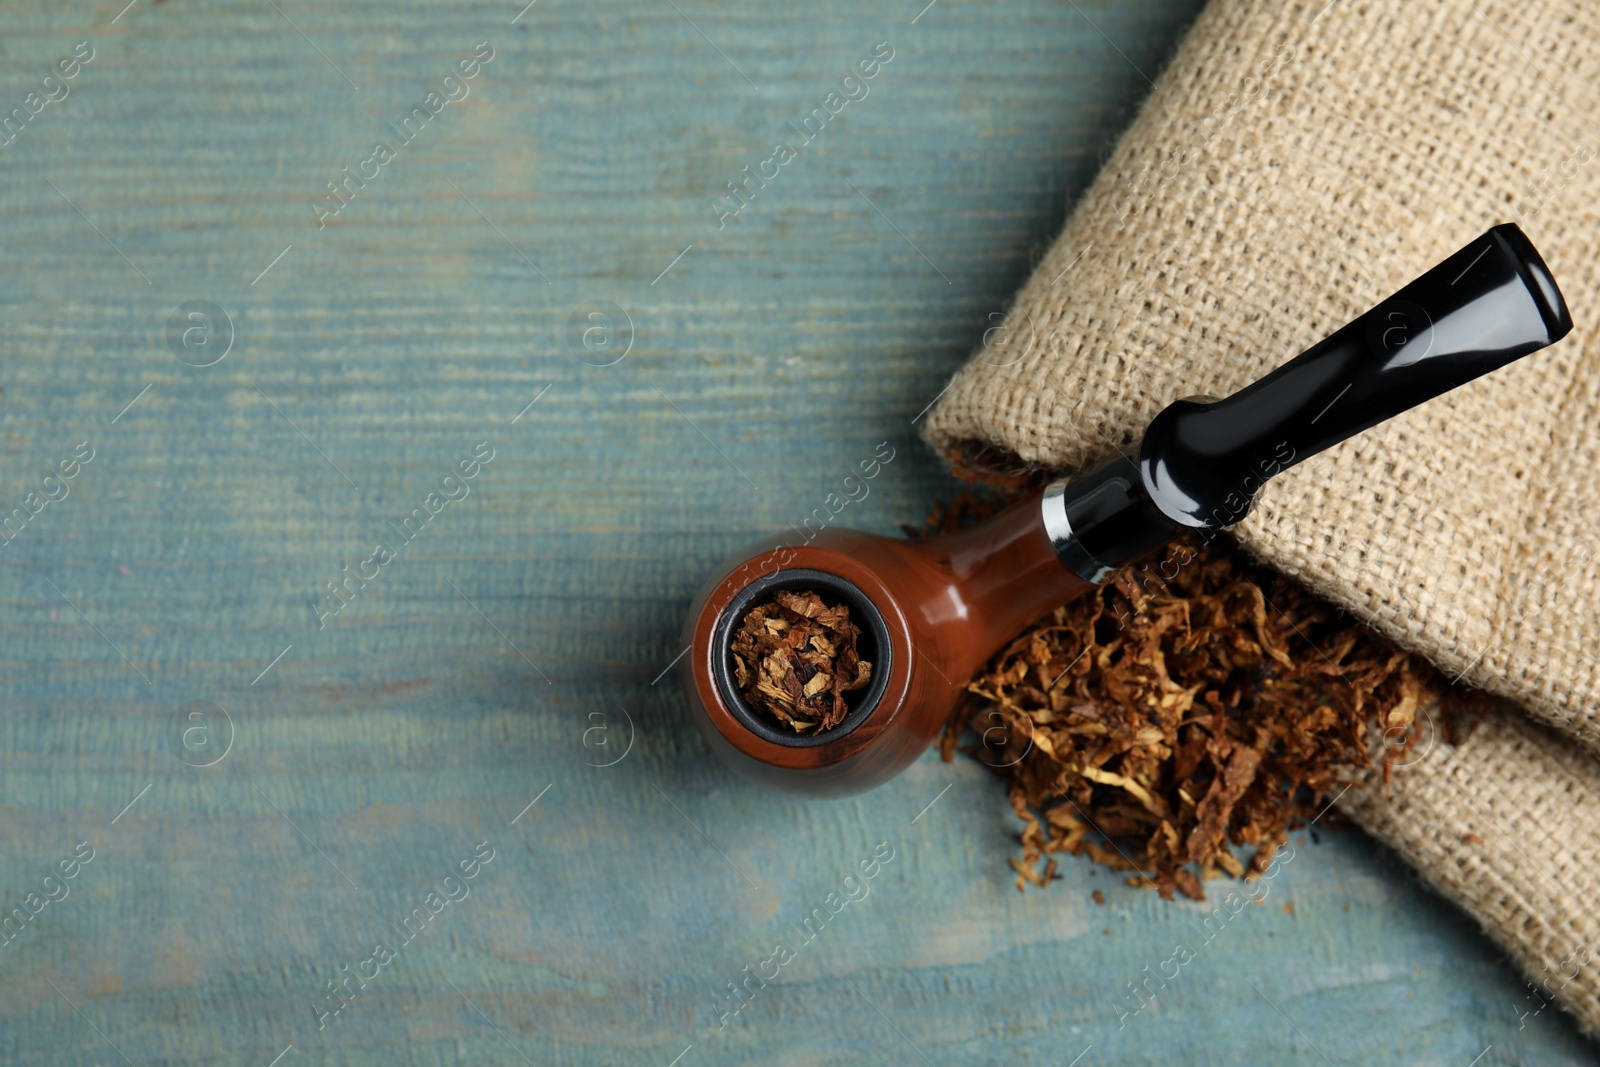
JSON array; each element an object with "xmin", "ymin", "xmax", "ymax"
[{"xmin": 681, "ymin": 223, "xmax": 1572, "ymax": 796}]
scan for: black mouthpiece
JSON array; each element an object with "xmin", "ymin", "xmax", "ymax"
[{"xmin": 1047, "ymin": 223, "xmax": 1573, "ymax": 579}]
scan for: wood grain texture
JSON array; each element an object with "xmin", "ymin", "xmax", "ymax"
[{"xmin": 0, "ymin": 0, "xmax": 1591, "ymax": 1063}]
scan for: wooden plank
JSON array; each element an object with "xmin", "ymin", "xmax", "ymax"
[{"xmin": 0, "ymin": 0, "xmax": 1590, "ymax": 1062}]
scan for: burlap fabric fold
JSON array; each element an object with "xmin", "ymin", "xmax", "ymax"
[{"xmin": 923, "ymin": 0, "xmax": 1600, "ymax": 1037}]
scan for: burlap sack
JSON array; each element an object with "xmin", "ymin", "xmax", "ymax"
[{"xmin": 924, "ymin": 0, "xmax": 1600, "ymax": 1037}]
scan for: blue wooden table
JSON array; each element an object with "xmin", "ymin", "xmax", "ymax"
[{"xmin": 0, "ymin": 0, "xmax": 1593, "ymax": 1063}]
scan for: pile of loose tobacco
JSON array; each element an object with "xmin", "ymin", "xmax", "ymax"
[
  {"xmin": 925, "ymin": 492, "xmax": 1480, "ymax": 899},
  {"xmin": 730, "ymin": 589, "xmax": 873, "ymax": 734}
]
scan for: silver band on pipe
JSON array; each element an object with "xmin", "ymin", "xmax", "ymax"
[{"xmin": 1042, "ymin": 477, "xmax": 1115, "ymax": 584}]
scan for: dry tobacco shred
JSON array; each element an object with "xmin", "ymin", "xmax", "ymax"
[
  {"xmin": 730, "ymin": 589, "xmax": 873, "ymax": 734},
  {"xmin": 923, "ymin": 492, "xmax": 1488, "ymax": 900}
]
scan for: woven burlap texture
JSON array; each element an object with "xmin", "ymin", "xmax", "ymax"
[
  {"xmin": 923, "ymin": 0, "xmax": 1600, "ymax": 1038},
  {"xmin": 1341, "ymin": 708, "xmax": 1600, "ymax": 1036}
]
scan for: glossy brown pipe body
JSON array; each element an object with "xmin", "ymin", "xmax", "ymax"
[{"xmin": 682, "ymin": 494, "xmax": 1088, "ymax": 795}]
